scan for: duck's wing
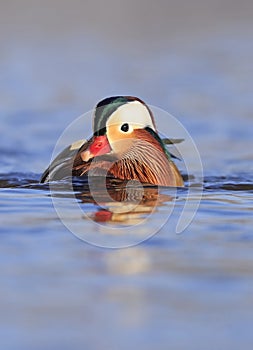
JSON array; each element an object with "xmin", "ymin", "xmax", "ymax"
[
  {"xmin": 162, "ymin": 138, "xmax": 184, "ymax": 145},
  {"xmin": 40, "ymin": 139, "xmax": 87, "ymax": 183},
  {"xmin": 162, "ymin": 138, "xmax": 184, "ymax": 160}
]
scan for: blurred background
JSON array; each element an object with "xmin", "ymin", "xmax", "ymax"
[
  {"xmin": 1, "ymin": 1, "xmax": 253, "ymax": 349},
  {"xmin": 1, "ymin": 0, "xmax": 252, "ymax": 173},
  {"xmin": 1, "ymin": 0, "xmax": 253, "ymax": 111}
]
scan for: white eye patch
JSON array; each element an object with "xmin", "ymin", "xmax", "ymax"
[{"xmin": 106, "ymin": 101, "xmax": 156, "ymax": 131}]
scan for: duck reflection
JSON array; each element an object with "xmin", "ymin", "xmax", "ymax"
[{"xmin": 73, "ymin": 177, "xmax": 175, "ymax": 226}]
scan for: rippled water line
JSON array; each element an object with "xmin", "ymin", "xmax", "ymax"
[{"xmin": 1, "ymin": 172, "xmax": 253, "ymax": 191}]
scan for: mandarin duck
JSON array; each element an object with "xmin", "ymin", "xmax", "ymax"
[{"xmin": 40, "ymin": 96, "xmax": 184, "ymax": 187}]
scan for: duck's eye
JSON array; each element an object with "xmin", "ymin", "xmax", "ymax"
[{"xmin": 121, "ymin": 123, "xmax": 129, "ymax": 132}]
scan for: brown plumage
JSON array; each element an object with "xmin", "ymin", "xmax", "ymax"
[{"xmin": 71, "ymin": 130, "xmax": 183, "ymax": 186}]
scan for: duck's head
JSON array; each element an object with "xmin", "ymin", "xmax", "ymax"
[{"xmin": 81, "ymin": 96, "xmax": 159, "ymax": 162}]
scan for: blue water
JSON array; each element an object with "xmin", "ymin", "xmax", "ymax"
[{"xmin": 1, "ymin": 2, "xmax": 253, "ymax": 349}]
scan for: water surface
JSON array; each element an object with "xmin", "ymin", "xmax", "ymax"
[{"xmin": 1, "ymin": 1, "xmax": 253, "ymax": 349}]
